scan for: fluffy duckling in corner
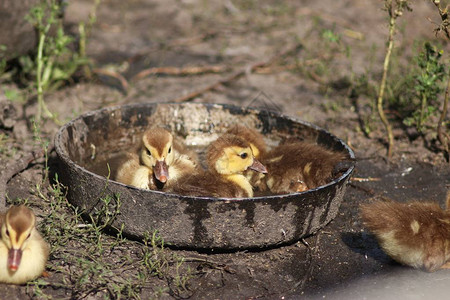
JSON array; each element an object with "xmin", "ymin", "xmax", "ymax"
[
  {"xmin": 360, "ymin": 192, "xmax": 450, "ymax": 272},
  {"xmin": 172, "ymin": 134, "xmax": 267, "ymax": 198},
  {"xmin": 116, "ymin": 127, "xmax": 198, "ymax": 191},
  {"xmin": 0, "ymin": 205, "xmax": 50, "ymax": 284},
  {"xmin": 260, "ymin": 142, "xmax": 351, "ymax": 194}
]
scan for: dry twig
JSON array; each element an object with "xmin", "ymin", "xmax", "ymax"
[
  {"xmin": 351, "ymin": 177, "xmax": 381, "ymax": 182},
  {"xmin": 170, "ymin": 42, "xmax": 303, "ymax": 103},
  {"xmin": 131, "ymin": 65, "xmax": 228, "ymax": 82},
  {"xmin": 430, "ymin": 0, "xmax": 450, "ymax": 39},
  {"xmin": 92, "ymin": 68, "xmax": 129, "ymax": 94}
]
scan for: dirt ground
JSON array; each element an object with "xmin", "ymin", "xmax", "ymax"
[{"xmin": 1, "ymin": 0, "xmax": 450, "ymax": 299}]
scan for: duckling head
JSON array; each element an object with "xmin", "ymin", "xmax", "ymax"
[
  {"xmin": 226, "ymin": 125, "xmax": 267, "ymax": 159},
  {"xmin": 141, "ymin": 128, "xmax": 175, "ymax": 183},
  {"xmin": 207, "ymin": 134, "xmax": 267, "ymax": 175},
  {"xmin": 1, "ymin": 206, "xmax": 36, "ymax": 272}
]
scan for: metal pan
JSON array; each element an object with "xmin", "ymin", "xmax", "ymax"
[{"xmin": 54, "ymin": 102, "xmax": 355, "ymax": 250}]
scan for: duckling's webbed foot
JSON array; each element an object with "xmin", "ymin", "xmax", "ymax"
[{"xmin": 289, "ymin": 180, "xmax": 308, "ymax": 192}]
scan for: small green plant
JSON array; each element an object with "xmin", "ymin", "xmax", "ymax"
[
  {"xmin": 403, "ymin": 42, "xmax": 446, "ymax": 132},
  {"xmin": 78, "ymin": 0, "xmax": 102, "ymax": 79},
  {"xmin": 429, "ymin": 0, "xmax": 450, "ymax": 157},
  {"xmin": 25, "ymin": 0, "xmax": 89, "ymax": 123},
  {"xmin": 141, "ymin": 231, "xmax": 193, "ymax": 298},
  {"xmin": 0, "ymin": 45, "xmax": 7, "ymax": 75},
  {"xmin": 31, "ymin": 118, "xmax": 51, "ymax": 181},
  {"xmin": 0, "ymin": 133, "xmax": 18, "ymax": 157},
  {"xmin": 322, "ymin": 29, "xmax": 341, "ymax": 43}
]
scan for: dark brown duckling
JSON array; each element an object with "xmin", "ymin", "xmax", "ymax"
[
  {"xmin": 260, "ymin": 142, "xmax": 350, "ymax": 194},
  {"xmin": 360, "ymin": 192, "xmax": 450, "ymax": 272},
  {"xmin": 172, "ymin": 133, "xmax": 267, "ymax": 198}
]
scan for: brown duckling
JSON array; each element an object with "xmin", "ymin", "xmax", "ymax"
[
  {"xmin": 0, "ymin": 205, "xmax": 50, "ymax": 284},
  {"xmin": 360, "ymin": 192, "xmax": 450, "ymax": 272},
  {"xmin": 260, "ymin": 141, "xmax": 350, "ymax": 194},
  {"xmin": 172, "ymin": 133, "xmax": 267, "ymax": 198},
  {"xmin": 116, "ymin": 127, "xmax": 198, "ymax": 190}
]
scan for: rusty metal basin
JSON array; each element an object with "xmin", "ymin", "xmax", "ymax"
[{"xmin": 54, "ymin": 102, "xmax": 355, "ymax": 250}]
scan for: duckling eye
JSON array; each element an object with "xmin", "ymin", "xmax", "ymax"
[
  {"xmin": 146, "ymin": 148, "xmax": 152, "ymax": 156},
  {"xmin": 26, "ymin": 233, "xmax": 31, "ymax": 240},
  {"xmin": 168, "ymin": 147, "xmax": 172, "ymax": 154},
  {"xmin": 239, "ymin": 152, "xmax": 248, "ymax": 159},
  {"xmin": 5, "ymin": 229, "xmax": 9, "ymax": 237}
]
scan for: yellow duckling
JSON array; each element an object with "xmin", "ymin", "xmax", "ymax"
[
  {"xmin": 0, "ymin": 205, "xmax": 50, "ymax": 284},
  {"xmin": 260, "ymin": 142, "xmax": 350, "ymax": 194},
  {"xmin": 226, "ymin": 125, "xmax": 267, "ymax": 159},
  {"xmin": 360, "ymin": 192, "xmax": 450, "ymax": 272},
  {"xmin": 226, "ymin": 125, "xmax": 268, "ymax": 188},
  {"xmin": 172, "ymin": 133, "xmax": 267, "ymax": 198},
  {"xmin": 116, "ymin": 127, "xmax": 198, "ymax": 190}
]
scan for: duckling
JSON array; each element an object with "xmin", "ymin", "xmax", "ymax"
[
  {"xmin": 226, "ymin": 125, "xmax": 268, "ymax": 187},
  {"xmin": 226, "ymin": 125, "xmax": 267, "ymax": 159},
  {"xmin": 0, "ymin": 205, "xmax": 50, "ymax": 284},
  {"xmin": 172, "ymin": 134, "xmax": 267, "ymax": 198},
  {"xmin": 260, "ymin": 142, "xmax": 350, "ymax": 194},
  {"xmin": 116, "ymin": 127, "xmax": 198, "ymax": 190},
  {"xmin": 360, "ymin": 192, "xmax": 450, "ymax": 272}
]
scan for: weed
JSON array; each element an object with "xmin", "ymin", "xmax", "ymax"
[
  {"xmin": 0, "ymin": 45, "xmax": 7, "ymax": 75},
  {"xmin": 31, "ymin": 118, "xmax": 51, "ymax": 182},
  {"xmin": 78, "ymin": 0, "xmax": 102, "ymax": 79},
  {"xmin": 23, "ymin": 174, "xmax": 192, "ymax": 299},
  {"xmin": 403, "ymin": 42, "xmax": 446, "ymax": 132},
  {"xmin": 429, "ymin": 0, "xmax": 450, "ymax": 156},
  {"xmin": 25, "ymin": 0, "xmax": 90, "ymax": 123},
  {"xmin": 322, "ymin": 29, "xmax": 341, "ymax": 44},
  {"xmin": 3, "ymin": 88, "xmax": 24, "ymax": 102},
  {"xmin": 0, "ymin": 133, "xmax": 18, "ymax": 158}
]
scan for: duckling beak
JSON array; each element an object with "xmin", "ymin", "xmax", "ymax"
[
  {"xmin": 7, "ymin": 248, "xmax": 22, "ymax": 272},
  {"xmin": 154, "ymin": 160, "xmax": 169, "ymax": 183},
  {"xmin": 249, "ymin": 159, "xmax": 267, "ymax": 173}
]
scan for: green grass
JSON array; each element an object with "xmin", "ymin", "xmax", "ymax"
[{"xmin": 8, "ymin": 173, "xmax": 193, "ymax": 299}]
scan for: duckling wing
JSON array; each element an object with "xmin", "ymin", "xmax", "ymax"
[
  {"xmin": 264, "ymin": 142, "xmax": 349, "ymax": 192},
  {"xmin": 173, "ymin": 137, "xmax": 199, "ymax": 165},
  {"xmin": 172, "ymin": 172, "xmax": 215, "ymax": 197},
  {"xmin": 164, "ymin": 156, "xmax": 199, "ymax": 191},
  {"xmin": 116, "ymin": 152, "xmax": 142, "ymax": 185},
  {"xmin": 173, "ymin": 172, "xmax": 241, "ymax": 198}
]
